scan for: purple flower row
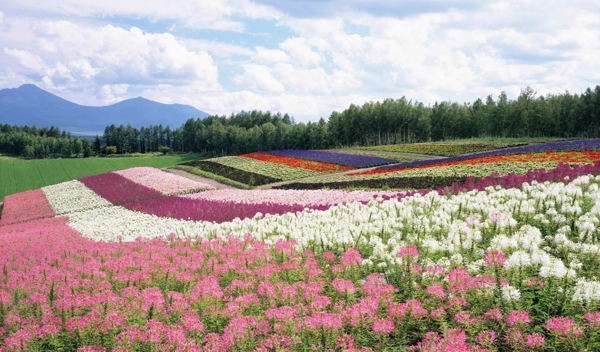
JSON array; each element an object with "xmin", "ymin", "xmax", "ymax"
[
  {"xmin": 264, "ymin": 149, "xmax": 396, "ymax": 167},
  {"xmin": 377, "ymin": 138, "xmax": 600, "ymax": 170},
  {"xmin": 121, "ymin": 196, "xmax": 331, "ymax": 223},
  {"xmin": 79, "ymin": 173, "xmax": 162, "ymax": 205}
]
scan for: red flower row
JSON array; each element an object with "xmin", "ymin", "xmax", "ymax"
[
  {"xmin": 240, "ymin": 153, "xmax": 355, "ymax": 173},
  {"xmin": 350, "ymin": 151, "xmax": 600, "ymax": 176}
]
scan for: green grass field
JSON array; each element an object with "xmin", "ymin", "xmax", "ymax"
[{"xmin": 0, "ymin": 154, "xmax": 201, "ymax": 202}]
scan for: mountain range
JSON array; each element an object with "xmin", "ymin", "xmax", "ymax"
[{"xmin": 0, "ymin": 84, "xmax": 210, "ymax": 135}]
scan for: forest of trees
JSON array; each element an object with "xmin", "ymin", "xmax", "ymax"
[{"xmin": 1, "ymin": 85, "xmax": 599, "ymax": 159}]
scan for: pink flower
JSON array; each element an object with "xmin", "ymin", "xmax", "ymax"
[
  {"xmin": 504, "ymin": 327, "xmax": 524, "ymax": 347},
  {"xmin": 484, "ymin": 250, "xmax": 506, "ymax": 266},
  {"xmin": 525, "ymin": 333, "xmax": 545, "ymax": 349},
  {"xmin": 476, "ymin": 330, "xmax": 497, "ymax": 347},
  {"xmin": 507, "ymin": 310, "xmax": 531, "ymax": 327},
  {"xmin": 454, "ymin": 311, "xmax": 477, "ymax": 326},
  {"xmin": 430, "ymin": 308, "xmax": 446, "ymax": 320},
  {"xmin": 398, "ymin": 244, "xmax": 419, "ymax": 259},
  {"xmin": 372, "ymin": 318, "xmax": 395, "ymax": 335},
  {"xmin": 331, "ymin": 278, "xmax": 356, "ymax": 295},
  {"xmin": 544, "ymin": 316, "xmax": 583, "ymax": 337},
  {"xmin": 584, "ymin": 312, "xmax": 600, "ymax": 327},
  {"xmin": 426, "ymin": 284, "xmax": 447, "ymax": 298},
  {"xmin": 341, "ymin": 248, "xmax": 363, "ymax": 266},
  {"xmin": 322, "ymin": 251, "xmax": 336, "ymax": 263},
  {"xmin": 484, "ymin": 307, "xmax": 504, "ymax": 322}
]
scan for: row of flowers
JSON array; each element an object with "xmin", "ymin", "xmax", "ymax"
[
  {"xmin": 263, "ymin": 149, "xmax": 396, "ymax": 168},
  {"xmin": 3, "ymin": 174, "xmax": 600, "ymax": 350},
  {"xmin": 240, "ymin": 152, "xmax": 355, "ymax": 173},
  {"xmin": 351, "ymin": 150, "xmax": 600, "ymax": 176},
  {"xmin": 0, "ymin": 189, "xmax": 55, "ymax": 226},
  {"xmin": 362, "ymin": 141, "xmax": 530, "ymax": 156},
  {"xmin": 376, "ymin": 138, "xmax": 600, "ymax": 171},
  {"xmin": 208, "ymin": 156, "xmax": 323, "ymax": 181},
  {"xmin": 115, "ymin": 167, "xmax": 216, "ymax": 194},
  {"xmin": 181, "ymin": 160, "xmax": 282, "ymax": 186}
]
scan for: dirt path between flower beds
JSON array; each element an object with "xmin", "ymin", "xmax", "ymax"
[{"xmin": 164, "ymin": 169, "xmax": 235, "ymax": 190}]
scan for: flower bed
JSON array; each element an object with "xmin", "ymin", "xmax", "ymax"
[
  {"xmin": 115, "ymin": 167, "xmax": 216, "ymax": 195},
  {"xmin": 79, "ymin": 172, "xmax": 163, "ymax": 204},
  {"xmin": 210, "ymin": 156, "xmax": 322, "ymax": 181},
  {"xmin": 185, "ymin": 189, "xmax": 404, "ymax": 207},
  {"xmin": 363, "ymin": 141, "xmax": 530, "ymax": 156},
  {"xmin": 0, "ymin": 189, "xmax": 55, "ymax": 226},
  {"xmin": 3, "ymin": 175, "xmax": 600, "ymax": 350},
  {"xmin": 181, "ymin": 160, "xmax": 282, "ymax": 186},
  {"xmin": 264, "ymin": 149, "xmax": 396, "ymax": 167},
  {"xmin": 240, "ymin": 152, "xmax": 355, "ymax": 172},
  {"xmin": 121, "ymin": 196, "xmax": 331, "ymax": 223},
  {"xmin": 42, "ymin": 180, "xmax": 112, "ymax": 215},
  {"xmin": 353, "ymin": 150, "xmax": 600, "ymax": 176},
  {"xmin": 376, "ymin": 138, "xmax": 600, "ymax": 171}
]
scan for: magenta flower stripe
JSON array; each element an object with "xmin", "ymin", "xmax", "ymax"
[
  {"xmin": 79, "ymin": 172, "xmax": 162, "ymax": 204},
  {"xmin": 121, "ymin": 196, "xmax": 331, "ymax": 223}
]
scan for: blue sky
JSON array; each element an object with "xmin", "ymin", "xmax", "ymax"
[{"xmin": 0, "ymin": 0, "xmax": 599, "ymax": 123}]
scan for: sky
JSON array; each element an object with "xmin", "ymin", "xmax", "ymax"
[{"xmin": 0, "ymin": 0, "xmax": 599, "ymax": 123}]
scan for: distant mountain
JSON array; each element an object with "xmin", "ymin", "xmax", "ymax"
[{"xmin": 0, "ymin": 84, "xmax": 210, "ymax": 135}]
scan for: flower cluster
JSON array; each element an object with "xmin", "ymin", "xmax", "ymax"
[
  {"xmin": 115, "ymin": 167, "xmax": 216, "ymax": 194},
  {"xmin": 240, "ymin": 152, "xmax": 355, "ymax": 172}
]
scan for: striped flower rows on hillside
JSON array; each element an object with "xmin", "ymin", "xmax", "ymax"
[
  {"xmin": 0, "ymin": 189, "xmax": 55, "ymax": 226},
  {"xmin": 364, "ymin": 141, "xmax": 529, "ymax": 156},
  {"xmin": 41, "ymin": 180, "xmax": 112, "ymax": 215},
  {"xmin": 352, "ymin": 151, "xmax": 600, "ymax": 176},
  {"xmin": 4, "ymin": 165, "xmax": 600, "ymax": 349},
  {"xmin": 208, "ymin": 156, "xmax": 323, "ymax": 181},
  {"xmin": 79, "ymin": 172, "xmax": 163, "ymax": 204},
  {"xmin": 264, "ymin": 149, "xmax": 396, "ymax": 167},
  {"xmin": 376, "ymin": 138, "xmax": 600, "ymax": 171},
  {"xmin": 115, "ymin": 167, "xmax": 217, "ymax": 194},
  {"xmin": 184, "ymin": 189, "xmax": 405, "ymax": 207},
  {"xmin": 240, "ymin": 152, "xmax": 355, "ymax": 172}
]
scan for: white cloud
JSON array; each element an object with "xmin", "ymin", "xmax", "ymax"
[
  {"xmin": 23, "ymin": 22, "xmax": 220, "ymax": 89},
  {"xmin": 4, "ymin": 48, "xmax": 46, "ymax": 71},
  {"xmin": 1, "ymin": 1, "xmax": 599, "ymax": 124},
  {"xmin": 233, "ymin": 63, "xmax": 285, "ymax": 92}
]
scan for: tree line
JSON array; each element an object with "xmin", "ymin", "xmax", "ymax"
[{"xmin": 1, "ymin": 85, "xmax": 599, "ymax": 159}]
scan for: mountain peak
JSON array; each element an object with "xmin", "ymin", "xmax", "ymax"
[{"xmin": 0, "ymin": 84, "xmax": 210, "ymax": 135}]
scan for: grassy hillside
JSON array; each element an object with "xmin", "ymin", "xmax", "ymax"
[{"xmin": 0, "ymin": 154, "xmax": 200, "ymax": 201}]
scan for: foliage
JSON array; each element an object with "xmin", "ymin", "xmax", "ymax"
[
  {"xmin": 207, "ymin": 156, "xmax": 323, "ymax": 181},
  {"xmin": 181, "ymin": 160, "xmax": 282, "ymax": 186},
  {"xmin": 158, "ymin": 145, "xmax": 171, "ymax": 155}
]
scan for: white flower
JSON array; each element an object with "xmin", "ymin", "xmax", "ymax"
[{"xmin": 502, "ymin": 285, "xmax": 521, "ymax": 302}]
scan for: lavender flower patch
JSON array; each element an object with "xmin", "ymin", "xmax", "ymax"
[
  {"xmin": 377, "ymin": 138, "xmax": 600, "ymax": 170},
  {"xmin": 79, "ymin": 172, "xmax": 162, "ymax": 204},
  {"xmin": 265, "ymin": 149, "xmax": 396, "ymax": 167}
]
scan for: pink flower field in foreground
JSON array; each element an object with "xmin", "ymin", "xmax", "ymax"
[
  {"xmin": 0, "ymin": 189, "xmax": 55, "ymax": 226},
  {"xmin": 185, "ymin": 189, "xmax": 406, "ymax": 207},
  {"xmin": 116, "ymin": 167, "xmax": 216, "ymax": 195}
]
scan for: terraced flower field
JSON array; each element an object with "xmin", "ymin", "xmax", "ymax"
[{"xmin": 3, "ymin": 139, "xmax": 600, "ymax": 350}]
